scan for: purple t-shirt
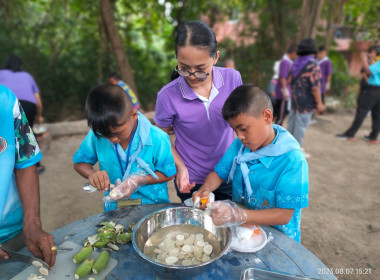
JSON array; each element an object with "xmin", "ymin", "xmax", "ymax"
[
  {"xmin": 154, "ymin": 67, "xmax": 243, "ymax": 184},
  {"xmin": 275, "ymin": 57, "xmax": 293, "ymax": 99},
  {"xmin": 318, "ymin": 58, "xmax": 332, "ymax": 94},
  {"xmin": 0, "ymin": 70, "xmax": 39, "ymax": 104}
]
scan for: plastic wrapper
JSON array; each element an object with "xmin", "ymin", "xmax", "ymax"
[{"xmin": 205, "ymin": 200, "xmax": 247, "ymax": 227}]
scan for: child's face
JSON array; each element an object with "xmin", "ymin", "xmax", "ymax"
[
  {"xmin": 108, "ymin": 109, "xmax": 138, "ymax": 145},
  {"xmin": 108, "ymin": 77, "xmax": 118, "ymax": 85},
  {"xmin": 228, "ymin": 111, "xmax": 274, "ymax": 152},
  {"xmin": 288, "ymin": 52, "xmax": 297, "ymax": 61},
  {"xmin": 317, "ymin": 51, "xmax": 325, "ymax": 60}
]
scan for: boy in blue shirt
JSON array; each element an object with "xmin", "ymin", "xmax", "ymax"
[
  {"xmin": 194, "ymin": 85, "xmax": 309, "ymax": 242},
  {"xmin": 73, "ymin": 84, "xmax": 176, "ymax": 211}
]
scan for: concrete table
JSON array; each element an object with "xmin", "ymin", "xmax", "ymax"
[{"xmin": 0, "ymin": 203, "xmax": 336, "ymax": 280}]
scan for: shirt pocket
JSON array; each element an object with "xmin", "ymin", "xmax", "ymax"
[{"xmin": 247, "ymin": 186, "xmax": 276, "ymax": 210}]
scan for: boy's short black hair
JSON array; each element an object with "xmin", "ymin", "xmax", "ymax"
[
  {"xmin": 318, "ymin": 45, "xmax": 326, "ymax": 52},
  {"xmin": 85, "ymin": 84, "xmax": 133, "ymax": 138},
  {"xmin": 287, "ymin": 43, "xmax": 298, "ymax": 54},
  {"xmin": 222, "ymin": 84, "xmax": 273, "ymax": 121},
  {"xmin": 108, "ymin": 72, "xmax": 121, "ymax": 80}
]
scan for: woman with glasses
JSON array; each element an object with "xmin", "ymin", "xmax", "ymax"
[{"xmin": 154, "ymin": 21, "xmax": 243, "ymax": 202}]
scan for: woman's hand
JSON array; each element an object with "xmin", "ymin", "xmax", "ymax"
[{"xmin": 176, "ymin": 166, "xmax": 195, "ymax": 193}]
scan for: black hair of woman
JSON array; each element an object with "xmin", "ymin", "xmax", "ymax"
[
  {"xmin": 3, "ymin": 55, "xmax": 23, "ymax": 72},
  {"xmin": 171, "ymin": 20, "xmax": 218, "ymax": 81},
  {"xmin": 85, "ymin": 84, "xmax": 133, "ymax": 138}
]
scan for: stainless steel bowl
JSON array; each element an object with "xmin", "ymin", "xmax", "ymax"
[{"xmin": 132, "ymin": 206, "xmax": 231, "ymax": 275}]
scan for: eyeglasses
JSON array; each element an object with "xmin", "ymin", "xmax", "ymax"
[{"xmin": 175, "ymin": 66, "xmax": 210, "ymax": 79}]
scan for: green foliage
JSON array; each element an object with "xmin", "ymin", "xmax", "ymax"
[
  {"xmin": 329, "ymin": 50, "xmax": 359, "ymax": 107},
  {"xmin": 1, "ymin": 0, "xmax": 372, "ymax": 120},
  {"xmin": 343, "ymin": 0, "xmax": 380, "ymax": 41}
]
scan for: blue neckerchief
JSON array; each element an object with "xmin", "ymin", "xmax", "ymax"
[
  {"xmin": 115, "ymin": 122, "xmax": 137, "ymax": 176},
  {"xmin": 114, "ymin": 112, "xmax": 159, "ymax": 180},
  {"xmin": 229, "ymin": 124, "xmax": 300, "ymax": 199}
]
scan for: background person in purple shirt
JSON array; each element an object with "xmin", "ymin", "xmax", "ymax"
[
  {"xmin": 273, "ymin": 44, "xmax": 297, "ymax": 126},
  {"xmin": 0, "ymin": 55, "xmax": 44, "ymax": 127},
  {"xmin": 154, "ymin": 21, "xmax": 243, "ymax": 202},
  {"xmin": 317, "ymin": 46, "xmax": 333, "ymax": 104},
  {"xmin": 0, "ymin": 55, "xmax": 45, "ymax": 174}
]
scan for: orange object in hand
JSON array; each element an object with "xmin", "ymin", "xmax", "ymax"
[{"xmin": 200, "ymin": 197, "xmax": 208, "ymax": 206}]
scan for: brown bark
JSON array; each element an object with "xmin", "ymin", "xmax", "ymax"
[
  {"xmin": 324, "ymin": 0, "xmax": 346, "ymax": 51},
  {"xmin": 99, "ymin": 0, "xmax": 138, "ymax": 95},
  {"xmin": 298, "ymin": 0, "xmax": 324, "ymax": 41}
]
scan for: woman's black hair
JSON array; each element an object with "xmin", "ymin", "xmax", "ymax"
[
  {"xmin": 3, "ymin": 55, "xmax": 23, "ymax": 72},
  {"xmin": 222, "ymin": 84, "xmax": 273, "ymax": 121},
  {"xmin": 85, "ymin": 84, "xmax": 133, "ymax": 138},
  {"xmin": 171, "ymin": 20, "xmax": 218, "ymax": 81}
]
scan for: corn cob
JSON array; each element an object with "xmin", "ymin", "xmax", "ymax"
[
  {"xmin": 73, "ymin": 245, "xmax": 93, "ymax": 264},
  {"xmin": 92, "ymin": 251, "xmax": 110, "ymax": 274},
  {"xmin": 74, "ymin": 258, "xmax": 95, "ymax": 279}
]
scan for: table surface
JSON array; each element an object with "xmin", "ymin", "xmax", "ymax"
[{"xmin": 0, "ymin": 204, "xmax": 337, "ymax": 280}]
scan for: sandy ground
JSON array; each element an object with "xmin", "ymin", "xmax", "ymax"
[{"xmin": 37, "ymin": 109, "xmax": 379, "ymax": 280}]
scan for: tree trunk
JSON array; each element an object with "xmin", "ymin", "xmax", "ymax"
[
  {"xmin": 298, "ymin": 0, "xmax": 324, "ymax": 41},
  {"xmin": 324, "ymin": 0, "xmax": 346, "ymax": 51},
  {"xmin": 99, "ymin": 0, "xmax": 138, "ymax": 95}
]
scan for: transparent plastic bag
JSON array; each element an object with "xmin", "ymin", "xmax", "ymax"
[{"xmin": 205, "ymin": 200, "xmax": 247, "ymax": 227}]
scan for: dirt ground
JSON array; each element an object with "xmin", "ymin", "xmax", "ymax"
[{"xmin": 37, "ymin": 109, "xmax": 379, "ymax": 280}]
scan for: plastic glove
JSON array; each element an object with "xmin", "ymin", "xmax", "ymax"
[
  {"xmin": 206, "ymin": 200, "xmax": 247, "ymax": 227},
  {"xmin": 280, "ymin": 88, "xmax": 289, "ymax": 99},
  {"xmin": 325, "ymin": 82, "xmax": 331, "ymax": 91},
  {"xmin": 109, "ymin": 175, "xmax": 147, "ymax": 200}
]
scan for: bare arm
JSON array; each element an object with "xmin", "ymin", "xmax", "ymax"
[
  {"xmin": 209, "ymin": 201, "xmax": 294, "ymax": 227},
  {"xmin": 280, "ymin": 77, "xmax": 289, "ymax": 99},
  {"xmin": 34, "ymin": 93, "xmax": 44, "ymax": 124},
  {"xmin": 361, "ymin": 52, "xmax": 371, "ymax": 75},
  {"xmin": 312, "ymin": 87, "xmax": 324, "ymax": 114},
  {"xmin": 326, "ymin": 74, "xmax": 332, "ymax": 84},
  {"xmin": 14, "ymin": 165, "xmax": 56, "ymax": 267},
  {"xmin": 245, "ymin": 208, "xmax": 294, "ymax": 225},
  {"xmin": 141, "ymin": 172, "xmax": 174, "ymax": 185}
]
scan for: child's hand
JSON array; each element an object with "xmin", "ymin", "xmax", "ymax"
[
  {"xmin": 88, "ymin": 170, "xmax": 110, "ymax": 192},
  {"xmin": 176, "ymin": 166, "xmax": 196, "ymax": 193},
  {"xmin": 207, "ymin": 200, "xmax": 247, "ymax": 227},
  {"xmin": 109, "ymin": 175, "xmax": 146, "ymax": 200},
  {"xmin": 192, "ymin": 189, "xmax": 211, "ymax": 210}
]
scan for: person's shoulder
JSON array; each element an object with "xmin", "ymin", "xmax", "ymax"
[
  {"xmin": 157, "ymin": 78, "xmax": 180, "ymax": 97},
  {"xmin": 279, "ymin": 148, "xmax": 306, "ymax": 166},
  {"xmin": 216, "ymin": 66, "xmax": 241, "ymax": 78}
]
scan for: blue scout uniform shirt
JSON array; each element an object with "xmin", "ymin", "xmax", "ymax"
[
  {"xmin": 117, "ymin": 80, "xmax": 140, "ymax": 109},
  {"xmin": 73, "ymin": 112, "xmax": 176, "ymax": 211},
  {"xmin": 368, "ymin": 61, "xmax": 380, "ymax": 86},
  {"xmin": 0, "ymin": 85, "xmax": 42, "ymax": 243},
  {"xmin": 215, "ymin": 125, "xmax": 309, "ymax": 242}
]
